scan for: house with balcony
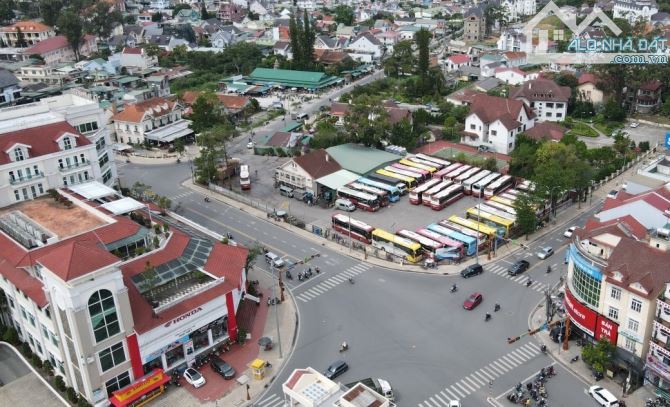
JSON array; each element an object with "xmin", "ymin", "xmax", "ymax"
[
  {"xmin": 346, "ymin": 32, "xmax": 384, "ymax": 62},
  {"xmin": 112, "ymin": 97, "xmax": 192, "ymax": 146},
  {"xmin": 577, "ymin": 73, "xmax": 604, "ymax": 105},
  {"xmin": 634, "ymin": 79, "xmax": 663, "ymax": 114},
  {"xmin": 596, "ymin": 183, "xmax": 670, "ymax": 231},
  {"xmin": 0, "ymin": 21, "xmax": 55, "ymax": 48},
  {"xmin": 566, "ymin": 220, "xmax": 670, "ymax": 389},
  {"xmin": 461, "ymin": 94, "xmax": 535, "ymax": 154},
  {"xmin": 509, "ymin": 78, "xmax": 571, "ymax": 122},
  {"xmin": 647, "ymin": 228, "xmax": 670, "ymax": 396}
]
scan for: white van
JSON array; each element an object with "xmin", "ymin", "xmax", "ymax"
[
  {"xmin": 265, "ymin": 252, "xmax": 285, "ymax": 268},
  {"xmin": 335, "ymin": 198, "xmax": 356, "ymax": 212},
  {"xmin": 296, "ymin": 112, "xmax": 309, "ymax": 121},
  {"xmin": 279, "ymin": 185, "xmax": 294, "ymax": 198}
]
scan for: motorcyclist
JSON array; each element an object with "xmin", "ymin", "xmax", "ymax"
[
  {"xmin": 494, "ymin": 303, "xmax": 501, "ymax": 312},
  {"xmin": 451, "ymin": 283, "xmax": 457, "ymax": 292},
  {"xmin": 340, "ymin": 341, "xmax": 348, "ymax": 351},
  {"xmin": 485, "ymin": 313, "xmax": 491, "ymax": 321}
]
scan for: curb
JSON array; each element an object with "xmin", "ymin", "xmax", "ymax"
[{"xmin": 0, "ymin": 341, "xmax": 70, "ymax": 406}]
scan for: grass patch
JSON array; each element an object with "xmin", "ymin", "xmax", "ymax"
[
  {"xmin": 567, "ymin": 122, "xmax": 599, "ymax": 137},
  {"xmin": 593, "ymin": 121, "xmax": 622, "ymax": 136}
]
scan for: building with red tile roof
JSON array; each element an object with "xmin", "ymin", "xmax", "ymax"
[
  {"xmin": 509, "ymin": 78, "xmax": 571, "ymax": 122},
  {"xmin": 596, "ymin": 184, "xmax": 670, "ymax": 230},
  {"xmin": 25, "ymin": 35, "xmax": 97, "ymax": 65},
  {"xmin": 445, "ymin": 54, "xmax": 471, "ymax": 72},
  {"xmin": 577, "ymin": 72, "xmax": 604, "ymax": 104},
  {"xmin": 524, "ymin": 121, "xmax": 567, "ymax": 142},
  {"xmin": 0, "ymin": 20, "xmax": 55, "ymax": 47},
  {"xmin": 113, "ymin": 97, "xmax": 192, "ymax": 145}
]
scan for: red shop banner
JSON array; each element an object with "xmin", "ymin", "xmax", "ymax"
[
  {"xmin": 564, "ymin": 288, "xmax": 598, "ymax": 336},
  {"xmin": 595, "ymin": 315, "xmax": 619, "ymax": 344}
]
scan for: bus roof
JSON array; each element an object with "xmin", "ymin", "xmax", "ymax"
[
  {"xmin": 463, "ymin": 170, "xmax": 492, "ymax": 187},
  {"xmin": 402, "ymin": 158, "xmax": 438, "ymax": 171},
  {"xmin": 476, "ymin": 204, "xmax": 516, "ymax": 221},
  {"xmin": 377, "ymin": 169, "xmax": 414, "ymax": 183},
  {"xmin": 466, "ymin": 208, "xmax": 515, "ymax": 227},
  {"xmin": 474, "ymin": 173, "xmax": 501, "ymax": 189},
  {"xmin": 416, "ymin": 228, "xmax": 464, "ymax": 248},
  {"xmin": 349, "ymin": 182, "xmax": 388, "ymax": 195},
  {"xmin": 485, "ymin": 174, "xmax": 512, "ymax": 191},
  {"xmin": 397, "ymin": 229, "xmax": 442, "ymax": 249},
  {"xmin": 490, "ymin": 196, "xmax": 516, "ymax": 207},
  {"xmin": 439, "ymin": 219, "xmax": 487, "ymax": 240},
  {"xmin": 332, "ymin": 213, "xmax": 374, "ymax": 230},
  {"xmin": 427, "ymin": 223, "xmax": 477, "ymax": 244},
  {"xmin": 414, "ymin": 154, "xmax": 451, "ymax": 167},
  {"xmin": 338, "ymin": 186, "xmax": 378, "ymax": 200},
  {"xmin": 360, "ymin": 176, "xmax": 401, "ymax": 190},
  {"xmin": 411, "ymin": 178, "xmax": 442, "ymax": 194},
  {"xmin": 392, "ymin": 163, "xmax": 428, "ymax": 175},
  {"xmin": 384, "ymin": 166, "xmax": 422, "ymax": 179},
  {"xmin": 425, "ymin": 180, "xmax": 452, "ymax": 195},
  {"xmin": 447, "ymin": 215, "xmax": 499, "ymax": 237},
  {"xmin": 434, "ymin": 184, "xmax": 463, "ymax": 198},
  {"xmin": 373, "ymin": 229, "xmax": 421, "ymax": 249},
  {"xmin": 455, "ymin": 167, "xmax": 483, "ymax": 183}
]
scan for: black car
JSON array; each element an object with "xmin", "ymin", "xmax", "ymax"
[
  {"xmin": 460, "ymin": 264, "xmax": 483, "ymax": 278},
  {"xmin": 508, "ymin": 260, "xmax": 530, "ymax": 276},
  {"xmin": 324, "ymin": 360, "xmax": 348, "ymax": 379},
  {"xmin": 210, "ymin": 355, "xmax": 236, "ymax": 380}
]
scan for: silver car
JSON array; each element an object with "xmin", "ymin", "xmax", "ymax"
[{"xmin": 537, "ymin": 246, "xmax": 554, "ymax": 259}]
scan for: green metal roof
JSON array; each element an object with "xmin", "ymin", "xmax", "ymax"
[
  {"xmin": 116, "ymin": 76, "xmax": 140, "ymax": 84},
  {"xmin": 325, "ymin": 144, "xmax": 400, "ymax": 175},
  {"xmin": 282, "ymin": 121, "xmax": 303, "ymax": 132},
  {"xmin": 246, "ymin": 68, "xmax": 340, "ymax": 89}
]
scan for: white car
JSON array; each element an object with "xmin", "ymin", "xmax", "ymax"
[
  {"xmin": 588, "ymin": 385, "xmax": 619, "ymax": 406},
  {"xmin": 246, "ymin": 142, "xmax": 254, "ymax": 149},
  {"xmin": 184, "ymin": 367, "xmax": 206, "ymax": 388},
  {"xmin": 448, "ymin": 401, "xmax": 461, "ymax": 407},
  {"xmin": 629, "ymin": 122, "xmax": 639, "ymax": 128},
  {"xmin": 563, "ymin": 226, "xmax": 577, "ymax": 238},
  {"xmin": 537, "ymin": 246, "xmax": 554, "ymax": 259}
]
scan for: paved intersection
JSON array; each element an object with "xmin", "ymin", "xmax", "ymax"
[{"xmin": 294, "ymin": 263, "xmax": 372, "ymax": 303}]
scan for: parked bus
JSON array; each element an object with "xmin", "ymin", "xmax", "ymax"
[
  {"xmin": 397, "ymin": 229, "xmax": 461, "ymax": 261},
  {"xmin": 462, "ymin": 170, "xmax": 492, "ymax": 195},
  {"xmin": 445, "ymin": 164, "xmax": 472, "ymax": 181},
  {"xmin": 348, "ymin": 182, "xmax": 390, "ymax": 207},
  {"xmin": 446, "ymin": 216, "xmax": 499, "ymax": 240},
  {"xmin": 516, "ymin": 180, "xmax": 534, "ymax": 192},
  {"xmin": 357, "ymin": 177, "xmax": 402, "ymax": 201},
  {"xmin": 384, "ymin": 166, "xmax": 423, "ymax": 183},
  {"xmin": 364, "ymin": 174, "xmax": 408, "ymax": 196},
  {"xmin": 376, "ymin": 169, "xmax": 418, "ymax": 189},
  {"xmin": 408, "ymin": 178, "xmax": 441, "ymax": 205},
  {"xmin": 416, "ymin": 228, "xmax": 464, "ymax": 259},
  {"xmin": 239, "ymin": 165, "xmax": 251, "ymax": 190},
  {"xmin": 474, "ymin": 204, "xmax": 517, "ymax": 222},
  {"xmin": 337, "ymin": 186, "xmax": 381, "ymax": 212},
  {"xmin": 401, "ymin": 158, "xmax": 438, "ymax": 173},
  {"xmin": 439, "ymin": 219, "xmax": 488, "ymax": 249},
  {"xmin": 391, "ymin": 163, "xmax": 430, "ymax": 182},
  {"xmin": 505, "ymin": 189, "xmax": 521, "ymax": 197},
  {"xmin": 499, "ymin": 193, "xmax": 518, "ymax": 202},
  {"xmin": 331, "ymin": 214, "xmax": 374, "ymax": 244},
  {"xmin": 414, "ymin": 153, "xmax": 451, "ymax": 168},
  {"xmin": 371, "ymin": 229, "xmax": 422, "ymax": 263},
  {"xmin": 490, "ymin": 196, "xmax": 516, "ymax": 208},
  {"xmin": 484, "ymin": 175, "xmax": 514, "ymax": 198},
  {"xmin": 484, "ymin": 199, "xmax": 517, "ymax": 216},
  {"xmin": 472, "ymin": 173, "xmax": 501, "ymax": 197},
  {"xmin": 426, "ymin": 223, "xmax": 478, "ymax": 256},
  {"xmin": 466, "ymin": 208, "xmax": 514, "ymax": 237},
  {"xmin": 455, "ymin": 167, "xmax": 483, "ymax": 185},
  {"xmin": 428, "ymin": 184, "xmax": 464, "ymax": 210},
  {"xmin": 422, "ymin": 180, "xmax": 453, "ymax": 207},
  {"xmin": 434, "ymin": 163, "xmax": 461, "ymax": 180}
]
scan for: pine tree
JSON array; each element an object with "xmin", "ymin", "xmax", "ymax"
[
  {"xmin": 288, "ymin": 12, "xmax": 302, "ymax": 67},
  {"xmin": 302, "ymin": 9, "xmax": 315, "ymax": 68}
]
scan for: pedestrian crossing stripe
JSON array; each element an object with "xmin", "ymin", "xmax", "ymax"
[
  {"xmin": 296, "ymin": 263, "xmax": 372, "ymax": 303},
  {"xmin": 484, "ymin": 264, "xmax": 548, "ymax": 292},
  {"xmin": 256, "ymin": 393, "xmax": 285, "ymax": 407},
  {"xmin": 417, "ymin": 342, "xmax": 541, "ymax": 406}
]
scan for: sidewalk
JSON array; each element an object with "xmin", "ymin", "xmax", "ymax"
[{"xmin": 151, "ymin": 264, "xmax": 297, "ymax": 407}]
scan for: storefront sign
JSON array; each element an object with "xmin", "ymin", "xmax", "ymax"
[
  {"xmin": 111, "ymin": 369, "xmax": 169, "ymax": 403},
  {"xmin": 564, "ymin": 288, "xmax": 597, "ymax": 336},
  {"xmin": 164, "ymin": 306, "xmax": 203, "ymax": 328},
  {"xmin": 595, "ymin": 315, "xmax": 618, "ymax": 344}
]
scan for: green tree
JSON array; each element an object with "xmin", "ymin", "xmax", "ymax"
[
  {"xmin": 613, "ymin": 132, "xmax": 631, "ymax": 155},
  {"xmin": 509, "ymin": 134, "xmax": 539, "ymax": 178},
  {"xmin": 200, "ymin": 3, "xmax": 209, "ymax": 19},
  {"xmin": 85, "ymin": 1, "xmax": 122, "ymax": 39},
  {"xmin": 189, "ymin": 92, "xmax": 223, "ymax": 133},
  {"xmin": 0, "ymin": 0, "xmax": 14, "ymax": 24},
  {"xmin": 602, "ymin": 98, "xmax": 626, "ymax": 122},
  {"xmin": 416, "ymin": 28, "xmax": 431, "ymax": 78},
  {"xmin": 172, "ymin": 3, "xmax": 192, "ymax": 14},
  {"xmin": 302, "ymin": 9, "xmax": 315, "ymax": 68},
  {"xmin": 483, "ymin": 156, "xmax": 498, "ymax": 171},
  {"xmin": 288, "ymin": 11, "xmax": 303, "ymax": 67},
  {"xmin": 173, "ymin": 138, "xmax": 185, "ymax": 156},
  {"xmin": 334, "ymin": 5, "xmax": 355, "ymax": 25},
  {"xmin": 39, "ymin": 0, "xmax": 63, "ymax": 27},
  {"xmin": 582, "ymin": 339, "xmax": 615, "ymax": 374},
  {"xmin": 194, "ymin": 123, "xmax": 238, "ymax": 183},
  {"xmin": 389, "ymin": 118, "xmax": 417, "ymax": 149},
  {"xmin": 152, "ymin": 11, "xmax": 162, "ymax": 22},
  {"xmin": 143, "ymin": 43, "xmax": 161, "ymax": 58},
  {"xmin": 514, "ymin": 192, "xmax": 537, "ymax": 240},
  {"xmin": 662, "ymin": 98, "xmax": 670, "ymax": 117},
  {"xmin": 58, "ymin": 10, "xmax": 85, "ymax": 61},
  {"xmin": 391, "ymin": 40, "xmax": 413, "ymax": 76}
]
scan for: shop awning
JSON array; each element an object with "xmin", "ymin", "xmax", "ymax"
[
  {"xmin": 69, "ymin": 181, "xmax": 117, "ymax": 200},
  {"xmin": 144, "ymin": 120, "xmax": 193, "ymax": 143},
  {"xmin": 100, "ymin": 197, "xmax": 145, "ymax": 215}
]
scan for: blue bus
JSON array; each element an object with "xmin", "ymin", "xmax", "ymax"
[
  {"xmin": 426, "ymin": 223, "xmax": 478, "ymax": 256},
  {"xmin": 357, "ymin": 177, "xmax": 402, "ymax": 202}
]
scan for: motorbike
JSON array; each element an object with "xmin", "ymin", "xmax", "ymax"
[
  {"xmin": 546, "ymin": 265, "xmax": 552, "ymax": 274},
  {"xmin": 570, "ymin": 355, "xmax": 579, "ymax": 363},
  {"xmin": 315, "ymin": 267, "xmax": 320, "ymax": 274},
  {"xmin": 540, "ymin": 344, "xmax": 547, "ymax": 354},
  {"xmin": 348, "ymin": 277, "xmax": 355, "ymax": 284},
  {"xmin": 450, "ymin": 284, "xmax": 458, "ymax": 293},
  {"xmin": 204, "ymin": 196, "xmax": 210, "ymax": 202},
  {"xmin": 267, "ymin": 297, "xmax": 279, "ymax": 306},
  {"xmin": 494, "ymin": 303, "xmax": 501, "ymax": 312},
  {"xmin": 286, "ymin": 270, "xmax": 293, "ymax": 280},
  {"xmin": 593, "ymin": 370, "xmax": 604, "ymax": 381},
  {"xmin": 526, "ymin": 279, "xmax": 533, "ymax": 287},
  {"xmin": 305, "ymin": 268, "xmax": 313, "ymax": 277},
  {"xmin": 485, "ymin": 313, "xmax": 491, "ymax": 322},
  {"xmin": 298, "ymin": 272, "xmax": 304, "ymax": 281},
  {"xmin": 339, "ymin": 342, "xmax": 348, "ymax": 352}
]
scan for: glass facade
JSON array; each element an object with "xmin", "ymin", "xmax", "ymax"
[{"xmin": 572, "ymin": 262, "xmax": 601, "ymax": 307}]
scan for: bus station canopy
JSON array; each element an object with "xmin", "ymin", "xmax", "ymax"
[{"xmin": 316, "ymin": 169, "xmax": 360, "ymax": 191}]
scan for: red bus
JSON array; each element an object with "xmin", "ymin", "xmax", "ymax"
[
  {"xmin": 331, "ymin": 213, "xmax": 375, "ymax": 244},
  {"xmin": 337, "ymin": 186, "xmax": 381, "ymax": 212},
  {"xmin": 434, "ymin": 163, "xmax": 462, "ymax": 180},
  {"xmin": 445, "ymin": 164, "xmax": 472, "ymax": 180},
  {"xmin": 391, "ymin": 163, "xmax": 430, "ymax": 182},
  {"xmin": 348, "ymin": 182, "xmax": 390, "ymax": 207},
  {"xmin": 483, "ymin": 175, "xmax": 513, "ymax": 198}
]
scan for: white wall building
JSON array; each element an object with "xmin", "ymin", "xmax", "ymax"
[
  {"xmin": 509, "ymin": 79, "xmax": 571, "ymax": 122},
  {"xmin": 613, "ymin": 0, "xmax": 659, "ymax": 23},
  {"xmin": 113, "ymin": 97, "xmax": 191, "ymax": 145},
  {"xmin": 500, "ymin": 0, "xmax": 537, "ymax": 21}
]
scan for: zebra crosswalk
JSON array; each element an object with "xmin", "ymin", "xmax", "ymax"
[
  {"xmin": 485, "ymin": 264, "xmax": 551, "ymax": 292},
  {"xmin": 170, "ymin": 191, "xmax": 193, "ymax": 200},
  {"xmin": 295, "ymin": 263, "xmax": 371, "ymax": 303},
  {"xmin": 255, "ymin": 393, "xmax": 285, "ymax": 407},
  {"xmin": 418, "ymin": 342, "xmax": 542, "ymax": 407}
]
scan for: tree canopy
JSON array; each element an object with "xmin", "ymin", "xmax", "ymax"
[{"xmin": 333, "ymin": 5, "xmax": 355, "ymax": 25}]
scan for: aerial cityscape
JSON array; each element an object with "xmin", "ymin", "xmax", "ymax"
[{"xmin": 1, "ymin": 1, "xmax": 670, "ymax": 407}]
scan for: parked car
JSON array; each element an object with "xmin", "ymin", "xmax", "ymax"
[
  {"xmin": 477, "ymin": 145, "xmax": 491, "ymax": 152},
  {"xmin": 629, "ymin": 122, "xmax": 639, "ymax": 128},
  {"xmin": 183, "ymin": 367, "xmax": 206, "ymax": 388},
  {"xmin": 460, "ymin": 264, "xmax": 483, "ymax": 278},
  {"xmin": 588, "ymin": 385, "xmax": 619, "ymax": 406},
  {"xmin": 210, "ymin": 355, "xmax": 236, "ymax": 380},
  {"xmin": 564, "ymin": 226, "xmax": 577, "ymax": 238},
  {"xmin": 508, "ymin": 260, "xmax": 530, "ymax": 276},
  {"xmin": 607, "ymin": 190, "xmax": 619, "ymax": 199},
  {"xmin": 463, "ymin": 293, "xmax": 483, "ymax": 310},
  {"xmin": 536, "ymin": 247, "xmax": 554, "ymax": 260},
  {"xmin": 325, "ymin": 360, "xmax": 349, "ymax": 379},
  {"xmin": 246, "ymin": 142, "xmax": 254, "ymax": 149}
]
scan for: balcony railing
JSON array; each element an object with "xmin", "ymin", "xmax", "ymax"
[
  {"xmin": 9, "ymin": 172, "xmax": 44, "ymax": 185},
  {"xmin": 572, "ymin": 239, "xmax": 609, "ymax": 268},
  {"xmin": 58, "ymin": 161, "xmax": 89, "ymax": 172},
  {"xmin": 653, "ymin": 336, "xmax": 670, "ymax": 351}
]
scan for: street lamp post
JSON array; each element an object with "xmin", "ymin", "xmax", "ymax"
[
  {"xmin": 270, "ymin": 264, "xmax": 283, "ymax": 359},
  {"xmin": 549, "ymin": 186, "xmax": 561, "ymax": 222},
  {"xmin": 475, "ymin": 193, "xmax": 481, "ymax": 265}
]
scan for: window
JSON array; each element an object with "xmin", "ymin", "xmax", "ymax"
[
  {"xmin": 556, "ymin": 103, "xmax": 564, "ymax": 108},
  {"xmin": 20, "ymin": 305, "xmax": 27, "ymax": 319},
  {"xmin": 14, "ymin": 190, "xmax": 20, "ymax": 201},
  {"xmin": 631, "ymin": 298, "xmax": 642, "ymax": 313},
  {"xmin": 35, "ymin": 342, "xmax": 42, "ymax": 354},
  {"xmin": 7, "ymin": 297, "xmax": 14, "ymax": 308},
  {"xmin": 490, "ymin": 130, "xmax": 497, "ymax": 136},
  {"xmin": 607, "ymin": 306, "xmax": 619, "ymax": 320},
  {"xmin": 63, "ymin": 137, "xmax": 72, "ymax": 150},
  {"xmin": 546, "ymin": 112, "xmax": 552, "ymax": 117},
  {"xmin": 99, "ymin": 342, "xmax": 126, "ymax": 372},
  {"xmin": 51, "ymin": 332, "xmax": 59, "ymax": 347},
  {"xmin": 88, "ymin": 290, "xmax": 120, "ymax": 343},
  {"xmin": 14, "ymin": 148, "xmax": 24, "ymax": 161},
  {"xmin": 627, "ymin": 318, "xmax": 639, "ymax": 333},
  {"xmin": 546, "ymin": 102, "xmax": 554, "ymax": 108},
  {"xmin": 610, "ymin": 287, "xmax": 621, "ymax": 300},
  {"xmin": 28, "ymin": 313, "xmax": 36, "ymax": 327},
  {"xmin": 571, "ymin": 263, "xmax": 602, "ymax": 308},
  {"xmin": 102, "ymin": 169, "xmax": 112, "ymax": 183},
  {"xmin": 470, "ymin": 124, "xmax": 476, "ymax": 130},
  {"xmin": 624, "ymin": 337, "xmax": 636, "ymax": 352},
  {"xmin": 99, "ymin": 153, "xmax": 109, "ymax": 168},
  {"xmin": 41, "ymin": 323, "xmax": 49, "ymax": 339},
  {"xmin": 105, "ymin": 371, "xmax": 131, "ymax": 396}
]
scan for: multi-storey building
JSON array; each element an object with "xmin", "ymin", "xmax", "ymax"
[
  {"xmin": 0, "ymin": 21, "xmax": 55, "ymax": 48},
  {"xmin": 613, "ymin": 0, "xmax": 659, "ymax": 23},
  {"xmin": 500, "ymin": 0, "xmax": 537, "ymax": 21},
  {"xmin": 509, "ymin": 78, "xmax": 572, "ymax": 122},
  {"xmin": 646, "ymin": 227, "xmax": 670, "ymax": 396},
  {"xmin": 463, "ymin": 6, "xmax": 486, "ymax": 42},
  {"xmin": 24, "ymin": 35, "xmax": 98, "ymax": 65},
  {"xmin": 565, "ymin": 217, "xmax": 670, "ymax": 388},
  {"xmin": 0, "ymin": 184, "xmax": 247, "ymax": 405},
  {"xmin": 112, "ymin": 97, "xmax": 192, "ymax": 146},
  {"xmin": 0, "ymin": 92, "xmax": 117, "ymax": 207}
]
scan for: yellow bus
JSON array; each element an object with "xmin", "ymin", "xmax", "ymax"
[
  {"xmin": 376, "ymin": 169, "xmax": 418, "ymax": 189},
  {"xmin": 490, "ymin": 196, "xmax": 516, "ymax": 207},
  {"xmin": 447, "ymin": 215, "xmax": 498, "ymax": 239},
  {"xmin": 399, "ymin": 159, "xmax": 437, "ymax": 173},
  {"xmin": 371, "ymin": 229, "xmax": 423, "ymax": 263},
  {"xmin": 466, "ymin": 208, "xmax": 514, "ymax": 237}
]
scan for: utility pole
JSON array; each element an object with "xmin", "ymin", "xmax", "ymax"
[{"xmin": 271, "ymin": 264, "xmax": 283, "ymax": 359}]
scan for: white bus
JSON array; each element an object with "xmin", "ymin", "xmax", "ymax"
[
  {"xmin": 516, "ymin": 180, "xmax": 534, "ymax": 192},
  {"xmin": 484, "ymin": 199, "xmax": 517, "ymax": 215},
  {"xmin": 422, "ymin": 180, "xmax": 452, "ymax": 207},
  {"xmin": 454, "ymin": 167, "xmax": 483, "ymax": 185},
  {"xmin": 474, "ymin": 203, "xmax": 517, "ymax": 222},
  {"xmin": 445, "ymin": 164, "xmax": 472, "ymax": 181},
  {"xmin": 429, "ymin": 184, "xmax": 464, "ymax": 210},
  {"xmin": 471, "ymin": 173, "xmax": 501, "ymax": 197},
  {"xmin": 240, "ymin": 165, "xmax": 250, "ymax": 190},
  {"xmin": 483, "ymin": 175, "xmax": 513, "ymax": 198},
  {"xmin": 414, "ymin": 154, "xmax": 452, "ymax": 168},
  {"xmin": 408, "ymin": 179, "xmax": 441, "ymax": 205},
  {"xmin": 462, "ymin": 170, "xmax": 492, "ymax": 195}
]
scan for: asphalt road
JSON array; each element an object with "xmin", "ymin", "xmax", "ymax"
[
  {"xmin": 0, "ymin": 345, "xmax": 30, "ymax": 385},
  {"xmin": 118, "ymin": 162, "xmax": 605, "ymax": 407}
]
